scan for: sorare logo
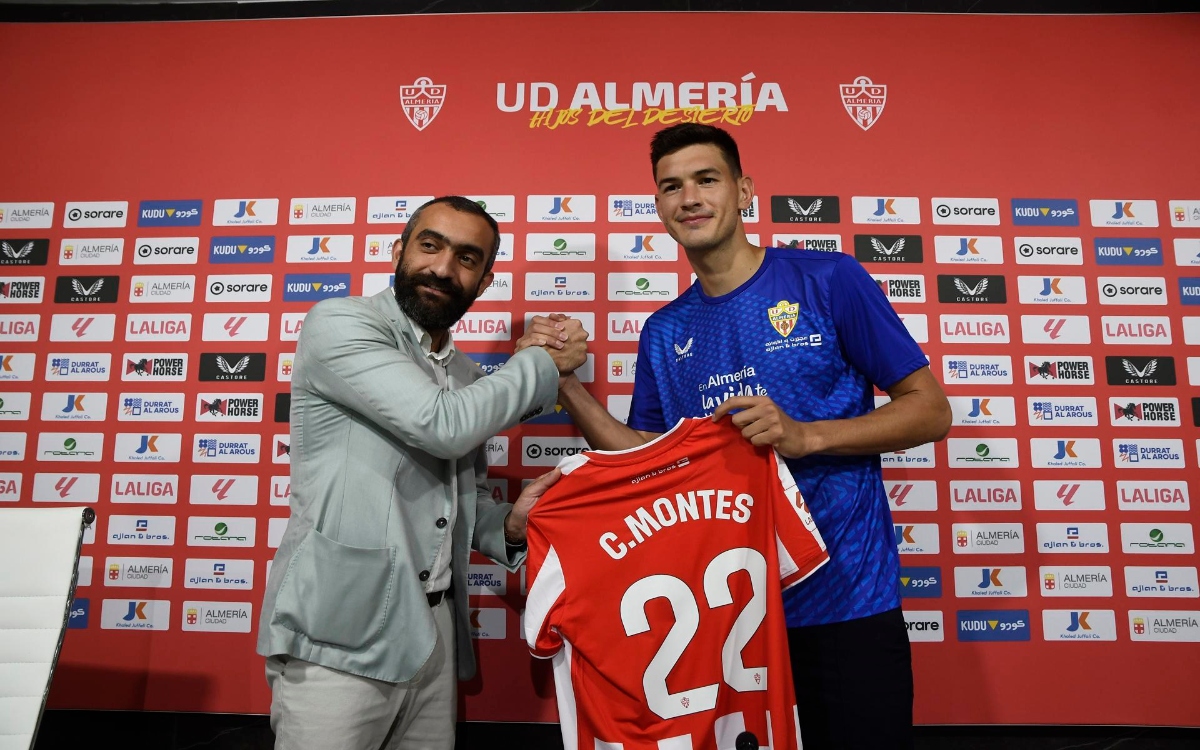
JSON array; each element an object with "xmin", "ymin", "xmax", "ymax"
[
  {"xmin": 282, "ymin": 274, "xmax": 351, "ymax": 302},
  {"xmin": 138, "ymin": 200, "xmax": 202, "ymax": 227}
]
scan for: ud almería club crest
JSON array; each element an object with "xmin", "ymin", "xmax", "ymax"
[
  {"xmin": 768, "ymin": 300, "xmax": 799, "ymax": 337},
  {"xmin": 840, "ymin": 76, "xmax": 887, "ymax": 131},
  {"xmin": 400, "ymin": 76, "xmax": 447, "ymax": 131}
]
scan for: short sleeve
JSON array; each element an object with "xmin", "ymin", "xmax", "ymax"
[
  {"xmin": 769, "ymin": 451, "xmax": 830, "ymax": 590},
  {"xmin": 522, "ymin": 530, "xmax": 566, "ymax": 658},
  {"xmin": 829, "ymin": 254, "xmax": 929, "ymax": 391},
  {"xmin": 626, "ymin": 325, "xmax": 667, "ymax": 432}
]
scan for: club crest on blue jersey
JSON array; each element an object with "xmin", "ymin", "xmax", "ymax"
[{"xmin": 768, "ymin": 299, "xmax": 799, "ymax": 337}]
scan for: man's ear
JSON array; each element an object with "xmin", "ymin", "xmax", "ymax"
[
  {"xmin": 738, "ymin": 174, "xmax": 755, "ymax": 211},
  {"xmin": 474, "ymin": 270, "xmax": 495, "ymax": 298}
]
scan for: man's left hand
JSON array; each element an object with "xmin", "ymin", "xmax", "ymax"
[
  {"xmin": 711, "ymin": 396, "xmax": 819, "ymax": 459},
  {"xmin": 504, "ymin": 467, "xmax": 562, "ymax": 544}
]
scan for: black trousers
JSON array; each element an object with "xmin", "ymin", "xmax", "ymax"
[{"xmin": 788, "ymin": 607, "xmax": 914, "ymax": 750}]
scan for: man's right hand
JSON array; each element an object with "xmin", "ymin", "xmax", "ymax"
[{"xmin": 517, "ymin": 314, "xmax": 589, "ymax": 375}]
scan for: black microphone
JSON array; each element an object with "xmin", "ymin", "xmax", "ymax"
[{"xmin": 735, "ymin": 731, "xmax": 759, "ymax": 750}]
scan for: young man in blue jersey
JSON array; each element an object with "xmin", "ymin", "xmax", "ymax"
[{"xmin": 525, "ymin": 123, "xmax": 951, "ymax": 748}]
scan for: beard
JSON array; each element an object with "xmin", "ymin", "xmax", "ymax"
[{"xmin": 392, "ymin": 262, "xmax": 477, "ymax": 332}]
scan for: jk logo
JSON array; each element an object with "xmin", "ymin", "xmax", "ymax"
[
  {"xmin": 1067, "ymin": 611, "xmax": 1091, "ymax": 632},
  {"xmin": 1112, "ymin": 201, "xmax": 1134, "ymax": 219},
  {"xmin": 1039, "ymin": 278, "xmax": 1063, "ymax": 296},
  {"xmin": 967, "ymin": 398, "xmax": 991, "ymax": 417},
  {"xmin": 122, "ymin": 601, "xmax": 147, "ymax": 621},
  {"xmin": 549, "ymin": 197, "xmax": 572, "ymax": 215},
  {"xmin": 233, "ymin": 200, "xmax": 256, "ymax": 218},
  {"xmin": 61, "ymin": 394, "xmax": 85, "ymax": 413},
  {"xmin": 136, "ymin": 435, "xmax": 158, "ymax": 454},
  {"xmin": 629, "ymin": 235, "xmax": 654, "ymax": 254},
  {"xmin": 957, "ymin": 238, "xmax": 978, "ymax": 256},
  {"xmin": 873, "ymin": 198, "xmax": 896, "ymax": 216},
  {"xmin": 977, "ymin": 568, "xmax": 1003, "ymax": 589},
  {"xmin": 307, "ymin": 237, "xmax": 331, "ymax": 255},
  {"xmin": 1053, "ymin": 440, "xmax": 1077, "ymax": 459},
  {"xmin": 894, "ymin": 524, "xmax": 916, "ymax": 545}
]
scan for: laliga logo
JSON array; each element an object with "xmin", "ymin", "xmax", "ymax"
[
  {"xmin": 400, "ymin": 76, "xmax": 446, "ymax": 132},
  {"xmin": 840, "ymin": 76, "xmax": 886, "ymax": 131}
]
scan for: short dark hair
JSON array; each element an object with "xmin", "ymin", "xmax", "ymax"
[
  {"xmin": 650, "ymin": 124, "xmax": 743, "ymax": 180},
  {"xmin": 399, "ymin": 196, "xmax": 502, "ymax": 273}
]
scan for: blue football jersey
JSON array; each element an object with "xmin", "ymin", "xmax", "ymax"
[{"xmin": 627, "ymin": 248, "xmax": 929, "ymax": 626}]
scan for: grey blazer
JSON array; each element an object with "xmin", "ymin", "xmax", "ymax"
[{"xmin": 257, "ymin": 289, "xmax": 559, "ymax": 682}]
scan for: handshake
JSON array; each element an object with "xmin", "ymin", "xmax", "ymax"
[{"xmin": 515, "ymin": 313, "xmax": 589, "ymax": 378}]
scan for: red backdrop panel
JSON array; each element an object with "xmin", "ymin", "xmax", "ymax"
[{"xmin": 0, "ymin": 11, "xmax": 1197, "ymax": 726}]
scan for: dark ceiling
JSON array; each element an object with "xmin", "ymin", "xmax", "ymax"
[{"xmin": 0, "ymin": 0, "xmax": 1180, "ymax": 23}]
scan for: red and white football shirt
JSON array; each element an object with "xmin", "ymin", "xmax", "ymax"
[{"xmin": 524, "ymin": 418, "xmax": 828, "ymax": 750}]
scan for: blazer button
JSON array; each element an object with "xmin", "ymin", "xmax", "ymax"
[
  {"xmin": 418, "ymin": 570, "xmax": 430, "ymax": 582},
  {"xmin": 436, "ymin": 517, "xmax": 448, "ymax": 528}
]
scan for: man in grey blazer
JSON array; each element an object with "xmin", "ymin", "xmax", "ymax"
[{"xmin": 258, "ymin": 196, "xmax": 586, "ymax": 749}]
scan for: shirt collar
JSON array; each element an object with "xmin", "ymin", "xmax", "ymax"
[{"xmin": 406, "ymin": 314, "xmax": 456, "ymax": 364}]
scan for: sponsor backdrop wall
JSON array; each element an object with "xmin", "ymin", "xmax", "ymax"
[{"xmin": 1, "ymin": 11, "xmax": 1198, "ymax": 726}]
